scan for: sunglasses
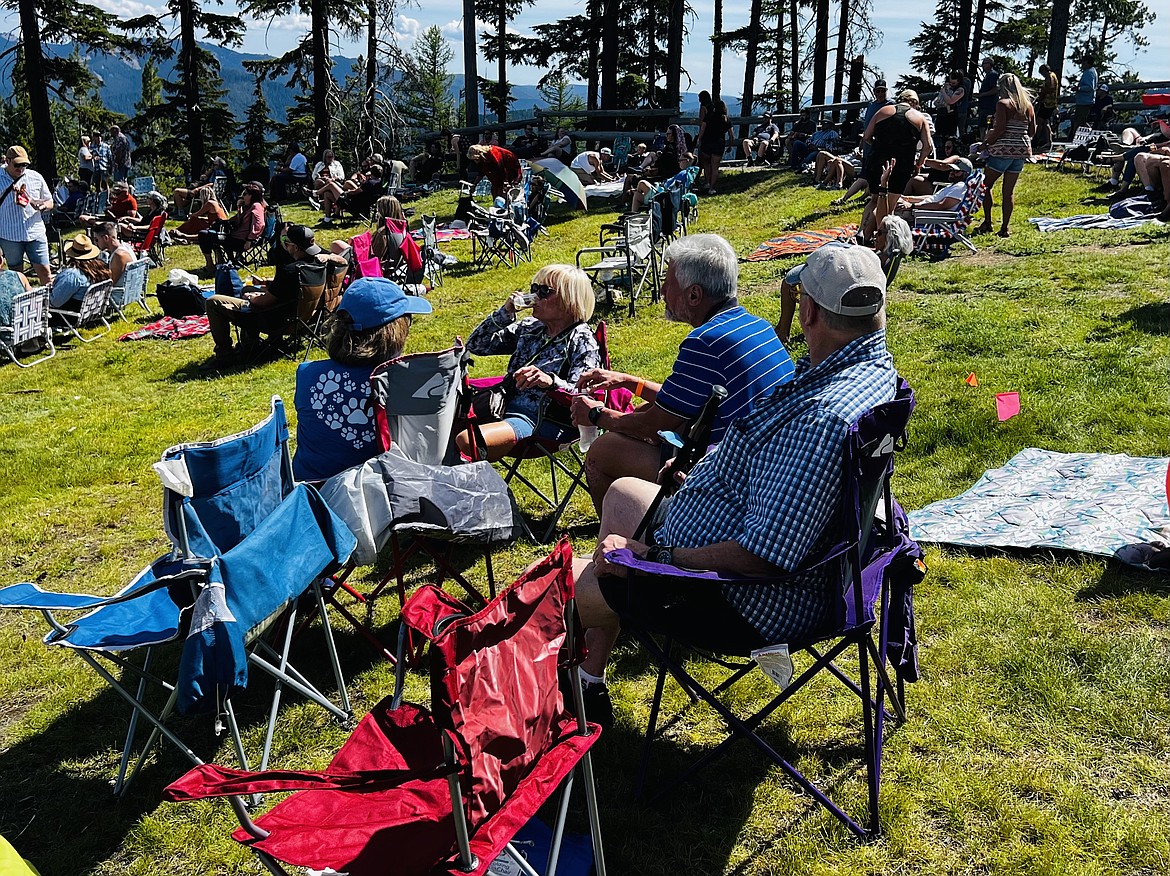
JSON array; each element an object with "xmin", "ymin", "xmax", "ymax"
[{"xmin": 530, "ymin": 282, "xmax": 557, "ymax": 300}]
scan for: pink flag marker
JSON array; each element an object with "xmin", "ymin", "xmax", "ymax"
[{"xmin": 995, "ymin": 392, "xmax": 1020, "ymax": 421}]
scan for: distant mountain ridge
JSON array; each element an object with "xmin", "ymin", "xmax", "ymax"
[{"xmin": 0, "ymin": 36, "xmax": 701, "ymax": 125}]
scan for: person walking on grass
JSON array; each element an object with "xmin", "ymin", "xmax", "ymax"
[{"xmin": 977, "ymin": 73, "xmax": 1036, "ymax": 238}]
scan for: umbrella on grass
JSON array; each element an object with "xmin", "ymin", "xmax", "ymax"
[{"xmin": 531, "ymin": 158, "xmax": 588, "ymax": 211}]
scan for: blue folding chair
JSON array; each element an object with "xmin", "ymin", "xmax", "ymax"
[
  {"xmin": 604, "ymin": 379, "xmax": 924, "ymax": 839},
  {"xmin": 0, "ymin": 397, "xmax": 356, "ymax": 796}
]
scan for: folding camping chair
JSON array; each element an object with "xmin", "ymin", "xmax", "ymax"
[
  {"xmin": 302, "ymin": 257, "xmax": 347, "ymax": 361},
  {"xmin": 132, "ymin": 175, "xmax": 156, "ymax": 196},
  {"xmin": 610, "ymin": 135, "xmax": 633, "ymax": 173},
  {"xmin": 468, "ymin": 202, "xmax": 521, "ymax": 269},
  {"xmin": 108, "ymin": 256, "xmax": 152, "ymax": 320},
  {"xmin": 0, "ymin": 286, "xmax": 55, "ymax": 367},
  {"xmin": 231, "ymin": 260, "xmax": 328, "ymax": 361},
  {"xmin": 234, "ymin": 204, "xmax": 281, "ymax": 273},
  {"xmin": 603, "ymin": 379, "xmax": 924, "ymax": 839},
  {"xmin": 165, "ymin": 540, "xmax": 606, "ymax": 876},
  {"xmin": 577, "ymin": 213, "xmax": 658, "ymax": 316},
  {"xmin": 380, "ymin": 217, "xmax": 426, "ymax": 288},
  {"xmin": 0, "ymin": 398, "xmax": 356, "ymax": 797},
  {"xmin": 50, "ymin": 278, "xmax": 113, "ymax": 342},
  {"xmin": 496, "ymin": 322, "xmax": 632, "ymax": 542},
  {"xmin": 132, "ymin": 209, "xmax": 168, "ymax": 265},
  {"xmin": 912, "ymin": 171, "xmax": 984, "ymax": 256},
  {"xmin": 419, "ymin": 214, "xmax": 446, "ymax": 287}
]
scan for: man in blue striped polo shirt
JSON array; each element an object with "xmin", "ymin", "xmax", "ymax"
[{"xmin": 571, "ymin": 233, "xmax": 794, "ymax": 513}]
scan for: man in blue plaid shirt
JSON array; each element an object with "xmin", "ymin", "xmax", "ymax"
[{"xmin": 571, "ymin": 244, "xmax": 898, "ymax": 728}]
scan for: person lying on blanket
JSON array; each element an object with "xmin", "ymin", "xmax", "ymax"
[{"xmin": 774, "ymin": 214, "xmax": 912, "ymax": 345}]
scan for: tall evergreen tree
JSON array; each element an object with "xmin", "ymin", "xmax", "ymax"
[
  {"xmin": 462, "ymin": 0, "xmax": 479, "ymax": 125},
  {"xmin": 242, "ymin": 76, "xmax": 274, "ymax": 168},
  {"xmin": 0, "ymin": 0, "xmax": 141, "ymax": 179},
  {"xmin": 395, "ymin": 26, "xmax": 458, "ymax": 134}
]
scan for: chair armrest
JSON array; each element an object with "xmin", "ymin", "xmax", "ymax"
[
  {"xmin": 912, "ymin": 209, "xmax": 964, "ymax": 224},
  {"xmin": 164, "ymin": 760, "xmax": 454, "ymax": 802}
]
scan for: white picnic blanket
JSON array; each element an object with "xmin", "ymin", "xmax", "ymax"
[
  {"xmin": 908, "ymin": 448, "xmax": 1170, "ymax": 568},
  {"xmin": 583, "ymin": 180, "xmax": 625, "ymax": 199}
]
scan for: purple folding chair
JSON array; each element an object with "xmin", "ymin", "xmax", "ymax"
[{"xmin": 604, "ymin": 378, "xmax": 924, "ymax": 839}]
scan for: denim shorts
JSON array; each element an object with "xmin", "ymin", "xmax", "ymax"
[
  {"xmin": 985, "ymin": 155, "xmax": 1026, "ymax": 174},
  {"xmin": 502, "ymin": 402, "xmax": 575, "ymax": 444},
  {"xmin": 1, "ymin": 237, "xmax": 49, "ymax": 268}
]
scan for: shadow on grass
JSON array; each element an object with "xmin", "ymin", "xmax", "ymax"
[
  {"xmin": 0, "ymin": 618, "xmax": 383, "ymax": 876},
  {"xmin": 1117, "ymin": 302, "xmax": 1170, "ymax": 336},
  {"xmin": 1076, "ymin": 561, "xmax": 1170, "ymax": 601}
]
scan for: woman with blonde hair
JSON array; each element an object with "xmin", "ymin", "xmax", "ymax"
[
  {"xmin": 977, "ymin": 72, "xmax": 1036, "ymax": 237},
  {"xmin": 459, "ymin": 264, "xmax": 600, "ymax": 461}
]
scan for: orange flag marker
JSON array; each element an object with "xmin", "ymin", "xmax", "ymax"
[{"xmin": 965, "ymin": 372, "xmax": 979, "ymax": 387}]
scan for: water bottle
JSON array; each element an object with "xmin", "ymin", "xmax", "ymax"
[{"xmin": 577, "ymin": 423, "xmax": 598, "ymax": 452}]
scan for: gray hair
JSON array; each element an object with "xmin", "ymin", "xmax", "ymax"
[
  {"xmin": 879, "ymin": 215, "xmax": 913, "ymax": 259},
  {"xmin": 664, "ymin": 233, "xmax": 738, "ymax": 302}
]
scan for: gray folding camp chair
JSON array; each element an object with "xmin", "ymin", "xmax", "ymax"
[{"xmin": 109, "ymin": 257, "xmax": 151, "ymax": 320}]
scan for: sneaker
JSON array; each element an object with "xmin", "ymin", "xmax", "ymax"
[
  {"xmin": 581, "ymin": 681, "xmax": 613, "ymax": 732},
  {"xmin": 308, "ymin": 194, "xmax": 321, "ymax": 211},
  {"xmin": 317, "ymin": 216, "xmax": 334, "ymax": 227}
]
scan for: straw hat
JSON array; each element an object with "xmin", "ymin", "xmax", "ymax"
[{"xmin": 64, "ymin": 233, "xmax": 101, "ymax": 261}]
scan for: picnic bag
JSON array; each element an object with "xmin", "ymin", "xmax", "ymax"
[{"xmin": 156, "ymin": 280, "xmax": 206, "ymax": 317}]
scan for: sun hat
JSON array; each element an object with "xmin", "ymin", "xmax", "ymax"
[
  {"xmin": 283, "ymin": 224, "xmax": 322, "ymax": 257},
  {"xmin": 785, "ymin": 243, "xmax": 885, "ymax": 317},
  {"xmin": 64, "ymin": 233, "xmax": 102, "ymax": 261},
  {"xmin": 341, "ymin": 277, "xmax": 432, "ymax": 330},
  {"xmin": 6, "ymin": 146, "xmax": 30, "ymax": 166}
]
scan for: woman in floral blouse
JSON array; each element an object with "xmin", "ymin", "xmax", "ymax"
[{"xmin": 461, "ymin": 264, "xmax": 599, "ymax": 461}]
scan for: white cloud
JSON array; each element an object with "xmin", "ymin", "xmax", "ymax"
[
  {"xmin": 441, "ymin": 18, "xmax": 463, "ymax": 38},
  {"xmin": 395, "ymin": 14, "xmax": 421, "ymax": 42},
  {"xmin": 88, "ymin": 0, "xmax": 164, "ymax": 19},
  {"xmin": 241, "ymin": 11, "xmax": 313, "ymax": 34}
]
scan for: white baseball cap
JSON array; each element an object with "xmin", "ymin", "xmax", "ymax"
[{"xmin": 786, "ymin": 244, "xmax": 886, "ymax": 316}]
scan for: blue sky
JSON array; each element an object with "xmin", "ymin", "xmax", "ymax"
[{"xmin": 5, "ymin": 0, "xmax": 1168, "ymax": 98}]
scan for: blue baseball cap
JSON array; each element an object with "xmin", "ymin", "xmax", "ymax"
[{"xmin": 341, "ymin": 277, "xmax": 432, "ymax": 330}]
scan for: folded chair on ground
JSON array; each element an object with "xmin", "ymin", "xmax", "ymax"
[
  {"xmin": 604, "ymin": 379, "xmax": 925, "ymax": 839},
  {"xmin": 50, "ymin": 278, "xmax": 113, "ymax": 342},
  {"xmin": 165, "ymin": 539, "xmax": 607, "ymax": 876},
  {"xmin": 0, "ymin": 286, "xmax": 55, "ymax": 367},
  {"xmin": 0, "ymin": 397, "xmax": 356, "ymax": 796},
  {"xmin": 912, "ymin": 171, "xmax": 984, "ymax": 257}
]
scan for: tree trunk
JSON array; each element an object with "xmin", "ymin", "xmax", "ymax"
[
  {"xmin": 665, "ymin": 0, "xmax": 684, "ymax": 110},
  {"xmin": 954, "ymin": 0, "xmax": 973, "ymax": 73},
  {"xmin": 463, "ymin": 0, "xmax": 479, "ymax": 125},
  {"xmin": 311, "ymin": 0, "xmax": 331, "ymax": 150},
  {"xmin": 601, "ymin": 0, "xmax": 618, "ymax": 109},
  {"xmin": 811, "ymin": 0, "xmax": 829, "ymax": 105},
  {"xmin": 648, "ymin": 0, "xmax": 657, "ymax": 105},
  {"xmin": 1046, "ymin": 0, "xmax": 1072, "ymax": 80},
  {"xmin": 17, "ymin": 0, "xmax": 56, "ymax": 180},
  {"xmin": 177, "ymin": 0, "xmax": 202, "ymax": 181},
  {"xmin": 969, "ymin": 0, "xmax": 988, "ymax": 81},
  {"xmin": 497, "ymin": 0, "xmax": 507, "ymax": 122},
  {"xmin": 711, "ymin": 0, "xmax": 722, "ymax": 99},
  {"xmin": 587, "ymin": 0, "xmax": 600, "ymax": 110},
  {"xmin": 365, "ymin": 0, "xmax": 377, "ymax": 152},
  {"xmin": 831, "ymin": 0, "xmax": 849, "ymax": 117},
  {"xmin": 775, "ymin": 9, "xmax": 784, "ymax": 112},
  {"xmin": 789, "ymin": 0, "xmax": 799, "ymax": 112},
  {"xmin": 739, "ymin": 0, "xmax": 763, "ymax": 137}
]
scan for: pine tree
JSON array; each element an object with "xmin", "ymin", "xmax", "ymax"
[
  {"xmin": 537, "ymin": 71, "xmax": 586, "ymax": 128},
  {"xmin": 395, "ymin": 26, "xmax": 458, "ymax": 134},
  {"xmin": 242, "ymin": 75, "xmax": 274, "ymax": 168}
]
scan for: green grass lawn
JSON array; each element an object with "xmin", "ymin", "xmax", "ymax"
[{"xmin": 0, "ymin": 166, "xmax": 1167, "ymax": 875}]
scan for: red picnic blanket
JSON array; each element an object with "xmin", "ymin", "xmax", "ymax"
[
  {"xmin": 119, "ymin": 315, "xmax": 211, "ymax": 341},
  {"xmin": 745, "ymin": 225, "xmax": 859, "ymax": 261}
]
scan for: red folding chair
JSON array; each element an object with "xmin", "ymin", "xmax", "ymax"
[
  {"xmin": 165, "ymin": 539, "xmax": 607, "ymax": 876},
  {"xmin": 132, "ymin": 210, "xmax": 168, "ymax": 264}
]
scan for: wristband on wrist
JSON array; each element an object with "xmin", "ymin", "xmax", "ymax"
[
  {"xmin": 633, "ymin": 378, "xmax": 644, "ymax": 399},
  {"xmin": 588, "ymin": 404, "xmax": 605, "ymax": 426}
]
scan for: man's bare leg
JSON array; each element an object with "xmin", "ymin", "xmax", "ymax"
[
  {"xmin": 584, "ymin": 431, "xmax": 663, "ymax": 513},
  {"xmin": 575, "ymin": 476, "xmax": 661, "ymax": 677}
]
